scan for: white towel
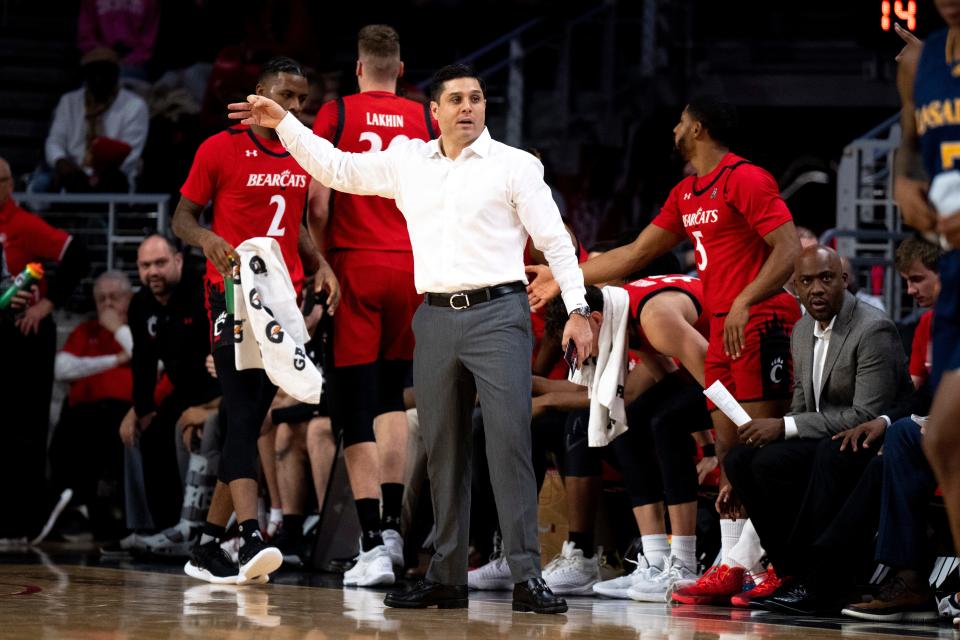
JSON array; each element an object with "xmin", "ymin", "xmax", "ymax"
[
  {"xmin": 233, "ymin": 237, "xmax": 323, "ymax": 404},
  {"xmin": 569, "ymin": 286, "xmax": 629, "ymax": 447}
]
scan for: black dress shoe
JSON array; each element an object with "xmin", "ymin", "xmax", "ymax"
[
  {"xmin": 513, "ymin": 578, "xmax": 568, "ymax": 614},
  {"xmin": 764, "ymin": 582, "xmax": 836, "ymax": 616},
  {"xmin": 383, "ymin": 580, "xmax": 468, "ymax": 609}
]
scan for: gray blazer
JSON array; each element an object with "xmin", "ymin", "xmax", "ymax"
[{"xmin": 789, "ymin": 291, "xmax": 913, "ymax": 439}]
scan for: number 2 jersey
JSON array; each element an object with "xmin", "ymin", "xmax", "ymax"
[
  {"xmin": 180, "ymin": 125, "xmax": 308, "ymax": 295},
  {"xmin": 651, "ymin": 152, "xmax": 793, "ymax": 315}
]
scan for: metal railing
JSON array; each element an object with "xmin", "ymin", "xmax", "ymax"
[{"xmin": 13, "ymin": 192, "xmax": 171, "ymax": 311}]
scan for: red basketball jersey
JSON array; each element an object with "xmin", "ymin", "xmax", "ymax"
[
  {"xmin": 651, "ymin": 153, "xmax": 793, "ymax": 315},
  {"xmin": 313, "ymin": 91, "xmax": 437, "ymax": 253},
  {"xmin": 623, "ymin": 274, "xmax": 710, "ymax": 345},
  {"xmin": 180, "ymin": 125, "xmax": 308, "ymax": 294}
]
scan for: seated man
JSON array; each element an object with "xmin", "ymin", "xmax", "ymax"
[
  {"xmin": 800, "ymin": 237, "xmax": 943, "ymax": 622},
  {"xmin": 723, "ymin": 245, "xmax": 913, "ymax": 615},
  {"xmin": 41, "ymin": 47, "xmax": 148, "ymax": 192},
  {"xmin": 49, "ymin": 270, "xmax": 134, "ymax": 538}
]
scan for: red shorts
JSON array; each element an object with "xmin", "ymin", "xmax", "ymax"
[
  {"xmin": 705, "ymin": 290, "xmax": 800, "ymax": 409},
  {"xmin": 329, "ymin": 250, "xmax": 420, "ymax": 367}
]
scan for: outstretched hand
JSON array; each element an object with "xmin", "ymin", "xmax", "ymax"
[
  {"xmin": 526, "ymin": 264, "xmax": 560, "ymax": 312},
  {"xmin": 894, "ymin": 22, "xmax": 922, "ymax": 63},
  {"xmin": 227, "ymin": 95, "xmax": 287, "ymax": 129}
]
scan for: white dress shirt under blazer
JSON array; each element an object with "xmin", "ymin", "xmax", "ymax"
[{"xmin": 275, "ymin": 113, "xmax": 587, "ymax": 313}]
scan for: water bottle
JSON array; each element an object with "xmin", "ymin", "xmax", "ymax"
[
  {"xmin": 224, "ymin": 259, "xmax": 238, "ymax": 315},
  {"xmin": 0, "ymin": 262, "xmax": 44, "ymax": 310}
]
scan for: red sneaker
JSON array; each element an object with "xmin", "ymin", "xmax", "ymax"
[
  {"xmin": 731, "ymin": 565, "xmax": 782, "ymax": 607},
  {"xmin": 672, "ymin": 564, "xmax": 745, "ymax": 605}
]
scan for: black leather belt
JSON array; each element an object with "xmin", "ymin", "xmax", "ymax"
[{"xmin": 425, "ymin": 281, "xmax": 525, "ymax": 309}]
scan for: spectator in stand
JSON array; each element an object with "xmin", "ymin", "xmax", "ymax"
[
  {"xmin": 41, "ymin": 48, "xmax": 149, "ymax": 193},
  {"xmin": 841, "ymin": 256, "xmax": 886, "ymax": 313},
  {"xmin": 49, "ymin": 271, "xmax": 134, "ymax": 538},
  {"xmin": 125, "ymin": 235, "xmax": 220, "ymax": 531},
  {"xmin": 0, "ymin": 156, "xmax": 89, "ymax": 543},
  {"xmin": 77, "ymin": 0, "xmax": 160, "ymax": 80},
  {"xmin": 895, "ymin": 238, "xmax": 942, "ymax": 391}
]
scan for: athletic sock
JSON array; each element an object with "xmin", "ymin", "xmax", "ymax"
[
  {"xmin": 200, "ymin": 522, "xmax": 226, "ymax": 546},
  {"xmin": 641, "ymin": 534, "xmax": 670, "ymax": 570},
  {"xmin": 671, "ymin": 535, "xmax": 697, "ymax": 572},
  {"xmin": 282, "ymin": 514, "xmax": 304, "ymax": 541},
  {"xmin": 380, "ymin": 483, "xmax": 404, "ymax": 532},
  {"xmin": 569, "ymin": 531, "xmax": 594, "ymax": 559},
  {"xmin": 720, "ymin": 518, "xmax": 745, "ymax": 566},
  {"xmin": 355, "ymin": 498, "xmax": 383, "ymax": 551},
  {"xmin": 238, "ymin": 519, "xmax": 262, "ymax": 547}
]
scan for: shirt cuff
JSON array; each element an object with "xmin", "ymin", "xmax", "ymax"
[
  {"xmin": 783, "ymin": 416, "xmax": 799, "ymax": 439},
  {"xmin": 560, "ymin": 287, "xmax": 588, "ymax": 315},
  {"xmin": 879, "ymin": 415, "xmax": 891, "ymax": 428}
]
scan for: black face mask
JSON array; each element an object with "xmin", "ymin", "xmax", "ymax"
[{"xmin": 84, "ymin": 61, "xmax": 119, "ymax": 102}]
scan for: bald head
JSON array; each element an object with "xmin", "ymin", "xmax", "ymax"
[
  {"xmin": 0, "ymin": 157, "xmax": 11, "ymax": 207},
  {"xmin": 795, "ymin": 245, "xmax": 846, "ymax": 324},
  {"xmin": 137, "ymin": 235, "xmax": 182, "ymax": 302}
]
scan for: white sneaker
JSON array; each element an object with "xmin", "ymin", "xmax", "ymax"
[
  {"xmin": 542, "ymin": 540, "xmax": 599, "ymax": 596},
  {"xmin": 343, "ymin": 544, "xmax": 395, "ymax": 587},
  {"xmin": 626, "ymin": 555, "xmax": 698, "ymax": 602},
  {"xmin": 593, "ymin": 556, "xmax": 660, "ymax": 599},
  {"xmin": 381, "ymin": 529, "xmax": 404, "ymax": 570},
  {"xmin": 468, "ymin": 552, "xmax": 513, "ymax": 590},
  {"xmin": 140, "ymin": 521, "xmax": 201, "ymax": 557}
]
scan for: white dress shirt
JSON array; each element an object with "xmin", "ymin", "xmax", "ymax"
[
  {"xmin": 275, "ymin": 113, "xmax": 587, "ymax": 313},
  {"xmin": 784, "ymin": 316, "xmax": 834, "ymax": 439},
  {"xmin": 44, "ymin": 87, "xmax": 149, "ymax": 182}
]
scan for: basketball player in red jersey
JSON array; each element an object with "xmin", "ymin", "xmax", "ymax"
[
  {"xmin": 527, "ymin": 98, "xmax": 801, "ymax": 601},
  {"xmin": 172, "ymin": 57, "xmax": 339, "ymax": 585},
  {"xmin": 306, "ymin": 25, "xmax": 437, "ymax": 586}
]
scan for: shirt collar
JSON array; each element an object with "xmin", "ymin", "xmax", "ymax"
[
  {"xmin": 426, "ymin": 127, "xmax": 492, "ymax": 159},
  {"xmin": 813, "ymin": 315, "xmax": 836, "ymax": 339}
]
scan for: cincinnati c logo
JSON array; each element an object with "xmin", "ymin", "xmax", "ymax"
[
  {"xmin": 769, "ymin": 357, "xmax": 784, "ymax": 384},
  {"xmin": 249, "ymin": 256, "xmax": 267, "ymax": 275},
  {"xmin": 266, "ymin": 320, "xmax": 284, "ymax": 344},
  {"xmin": 213, "ymin": 311, "xmax": 227, "ymax": 337},
  {"xmin": 249, "ymin": 288, "xmax": 263, "ymax": 310}
]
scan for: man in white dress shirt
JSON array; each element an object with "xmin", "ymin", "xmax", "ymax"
[{"xmin": 228, "ymin": 64, "xmax": 592, "ymax": 614}]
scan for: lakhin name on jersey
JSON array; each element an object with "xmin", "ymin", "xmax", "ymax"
[
  {"xmin": 681, "ymin": 207, "xmax": 719, "ymax": 227},
  {"xmin": 366, "ymin": 112, "xmax": 404, "ymax": 128},
  {"xmin": 246, "ymin": 169, "xmax": 307, "ymax": 188}
]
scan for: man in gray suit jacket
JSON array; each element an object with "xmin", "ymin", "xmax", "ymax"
[{"xmin": 725, "ymin": 245, "xmax": 913, "ymax": 613}]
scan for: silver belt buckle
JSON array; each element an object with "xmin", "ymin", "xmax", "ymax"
[{"xmin": 449, "ymin": 292, "xmax": 470, "ymax": 310}]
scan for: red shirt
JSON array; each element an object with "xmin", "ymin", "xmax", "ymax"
[
  {"xmin": 624, "ymin": 274, "xmax": 710, "ymax": 344},
  {"xmin": 61, "ymin": 319, "xmax": 132, "ymax": 406},
  {"xmin": 313, "ymin": 91, "xmax": 437, "ymax": 256},
  {"xmin": 652, "ymin": 153, "xmax": 793, "ymax": 314},
  {"xmin": 910, "ymin": 310, "xmax": 933, "ymax": 383},
  {"xmin": 180, "ymin": 125, "xmax": 308, "ymax": 294},
  {"xmin": 0, "ymin": 198, "xmax": 69, "ymax": 301}
]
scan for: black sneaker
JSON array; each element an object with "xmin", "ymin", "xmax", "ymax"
[
  {"xmin": 271, "ymin": 527, "xmax": 305, "ymax": 566},
  {"xmin": 184, "ymin": 541, "xmax": 239, "ymax": 584},
  {"xmin": 237, "ymin": 532, "xmax": 282, "ymax": 585}
]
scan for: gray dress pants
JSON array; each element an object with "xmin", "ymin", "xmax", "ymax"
[{"xmin": 413, "ymin": 291, "xmax": 541, "ymax": 585}]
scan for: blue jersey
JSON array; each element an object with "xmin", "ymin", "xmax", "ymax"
[{"xmin": 915, "ymin": 28, "xmax": 960, "ymax": 178}]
